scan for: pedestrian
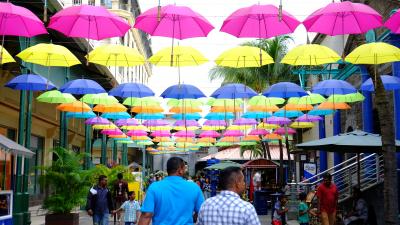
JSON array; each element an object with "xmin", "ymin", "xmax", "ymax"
[
  {"xmin": 203, "ymin": 178, "xmax": 211, "ymax": 199},
  {"xmin": 114, "ymin": 173, "xmax": 129, "ymax": 223},
  {"xmin": 197, "ymin": 166, "xmax": 261, "ymax": 225},
  {"xmin": 343, "ymin": 187, "xmax": 368, "ymax": 225},
  {"xmin": 112, "ymin": 191, "xmax": 141, "ymax": 225},
  {"xmin": 86, "ymin": 175, "xmax": 114, "ymax": 225},
  {"xmin": 138, "ymin": 157, "xmax": 204, "ymax": 225},
  {"xmin": 273, "ymin": 195, "xmax": 289, "ymax": 225},
  {"xmin": 317, "ymin": 173, "xmax": 339, "ymax": 225},
  {"xmin": 298, "ymin": 192, "xmax": 310, "ymax": 225}
]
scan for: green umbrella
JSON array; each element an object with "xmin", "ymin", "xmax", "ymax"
[
  {"xmin": 37, "ymin": 90, "xmax": 76, "ymax": 103},
  {"xmin": 327, "ymin": 92, "xmax": 365, "ymax": 103},
  {"xmin": 239, "ymin": 141, "xmax": 258, "ymax": 146},
  {"xmin": 80, "ymin": 93, "xmax": 119, "ymax": 105},
  {"xmin": 204, "ymin": 160, "xmax": 242, "ymax": 170},
  {"xmin": 288, "ymin": 93, "xmax": 326, "ymax": 105},
  {"xmin": 136, "ymin": 140, "xmax": 154, "ymax": 146},
  {"xmin": 167, "ymin": 98, "xmax": 204, "ymax": 107},
  {"xmin": 158, "ymin": 141, "xmax": 175, "ymax": 147},
  {"xmin": 123, "ymin": 97, "xmax": 160, "ymax": 106},
  {"xmin": 248, "ymin": 95, "xmax": 284, "ymax": 106},
  {"xmin": 207, "ymin": 98, "xmax": 243, "ymax": 106},
  {"xmin": 215, "ymin": 142, "xmax": 235, "ymax": 147}
]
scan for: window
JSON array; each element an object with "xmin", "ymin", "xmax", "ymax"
[
  {"xmin": 73, "ymin": 0, "xmax": 82, "ymax": 5},
  {"xmin": 28, "ymin": 135, "xmax": 44, "ymax": 196},
  {"xmin": 88, "ymin": 0, "xmax": 95, "ymax": 6}
]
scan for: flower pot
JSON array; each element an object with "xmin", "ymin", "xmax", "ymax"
[{"xmin": 45, "ymin": 213, "xmax": 79, "ymax": 225}]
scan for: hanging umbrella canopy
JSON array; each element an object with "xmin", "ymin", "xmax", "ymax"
[
  {"xmin": 85, "ymin": 117, "xmax": 110, "ymax": 125},
  {"xmin": 56, "ymin": 101, "xmax": 91, "ymax": 112},
  {"xmin": 205, "ymin": 112, "xmax": 234, "ymax": 120},
  {"xmin": 233, "ymin": 118, "xmax": 258, "ymax": 126},
  {"xmin": 211, "ymin": 83, "xmax": 257, "ymax": 99},
  {"xmin": 161, "ymin": 84, "xmax": 206, "ymax": 99},
  {"xmin": 220, "ymin": 4, "xmax": 300, "ymax": 38},
  {"xmin": 135, "ymin": 113, "xmax": 165, "ymax": 120},
  {"xmin": 242, "ymin": 135, "xmax": 260, "ymax": 142},
  {"xmin": 215, "ymin": 46, "xmax": 273, "ymax": 68},
  {"xmin": 168, "ymin": 98, "xmax": 204, "ymax": 107},
  {"xmin": 249, "ymin": 129, "xmax": 269, "ymax": 136},
  {"xmin": 345, "ymin": 42, "xmax": 400, "ymax": 65},
  {"xmin": 123, "ymin": 97, "xmax": 160, "ymax": 106},
  {"xmin": 126, "ymin": 130, "xmax": 148, "ymax": 136},
  {"xmin": 48, "ymin": 4, "xmax": 130, "ymax": 40},
  {"xmin": 172, "ymin": 113, "xmax": 202, "ymax": 120},
  {"xmin": 223, "ymin": 130, "xmax": 244, "ymax": 137},
  {"xmin": 134, "ymin": 4, "xmax": 214, "ymax": 40},
  {"xmin": 263, "ymin": 82, "xmax": 307, "ymax": 98},
  {"xmin": 327, "ymin": 93, "xmax": 365, "ymax": 103},
  {"xmin": 273, "ymin": 110, "xmax": 304, "ymax": 118},
  {"xmin": 281, "ymin": 44, "xmax": 341, "ymax": 66},
  {"xmin": 308, "ymin": 107, "xmax": 335, "ymax": 116},
  {"xmin": 115, "ymin": 118, "xmax": 139, "ymax": 127},
  {"xmin": 199, "ymin": 130, "xmax": 220, "ymax": 138},
  {"xmin": 174, "ymin": 130, "xmax": 196, "ymax": 138},
  {"xmin": 215, "ymin": 142, "xmax": 235, "ymax": 147},
  {"xmin": 93, "ymin": 103, "xmax": 127, "ymax": 113},
  {"xmin": 295, "ymin": 115, "xmax": 322, "ymax": 122},
  {"xmin": 80, "ymin": 93, "xmax": 119, "ymax": 105},
  {"xmin": 274, "ymin": 127, "xmax": 296, "ymax": 135},
  {"xmin": 101, "ymin": 129, "xmax": 123, "ymax": 136},
  {"xmin": 87, "ymin": 44, "xmax": 145, "ymax": 66},
  {"xmin": 132, "ymin": 136, "xmax": 151, "ymax": 141},
  {"xmin": 317, "ymin": 102, "xmax": 351, "ymax": 110},
  {"xmin": 198, "ymin": 137, "xmax": 217, "ymax": 143},
  {"xmin": 110, "ymin": 82, "xmax": 155, "ymax": 98},
  {"xmin": 93, "ymin": 123, "xmax": 117, "ymax": 130},
  {"xmin": 174, "ymin": 120, "xmax": 199, "ymax": 127},
  {"xmin": 66, "ymin": 111, "xmax": 96, "ymax": 119},
  {"xmin": 220, "ymin": 137, "xmax": 240, "ymax": 142},
  {"xmin": 281, "ymin": 103, "xmax": 313, "ymax": 111},
  {"xmin": 288, "ymin": 93, "xmax": 326, "ymax": 105},
  {"xmin": 290, "ymin": 122, "xmax": 315, "ymax": 129},
  {"xmin": 263, "ymin": 133, "xmax": 282, "ymax": 141},
  {"xmin": 143, "ymin": 119, "xmax": 169, "ymax": 127},
  {"xmin": 125, "ymin": 125, "xmax": 148, "ymax": 131},
  {"xmin": 152, "ymin": 137, "xmax": 172, "ymax": 142},
  {"xmin": 17, "ymin": 43, "xmax": 80, "ymax": 67},
  {"xmin": 136, "ymin": 140, "xmax": 154, "ymax": 146},
  {"xmin": 257, "ymin": 122, "xmax": 279, "ymax": 130},
  {"xmin": 227, "ymin": 125, "xmax": 252, "ymax": 130},
  {"xmin": 211, "ymin": 106, "xmax": 241, "ymax": 113},
  {"xmin": 0, "ymin": 46, "xmax": 15, "ymax": 64},
  {"xmin": 204, "ymin": 120, "xmax": 227, "ymax": 127},
  {"xmin": 5, "ymin": 74, "xmax": 56, "ymax": 91},
  {"xmin": 247, "ymin": 105, "xmax": 279, "ymax": 112},
  {"xmin": 240, "ymin": 141, "xmax": 258, "ymax": 146},
  {"xmin": 132, "ymin": 105, "xmax": 164, "ymax": 114},
  {"xmin": 101, "ymin": 112, "xmax": 131, "ymax": 120},
  {"xmin": 149, "ymin": 46, "xmax": 208, "ymax": 67},
  {"xmin": 198, "ymin": 142, "xmax": 215, "ymax": 147},
  {"xmin": 38, "ymin": 90, "xmax": 74, "ymax": 104},
  {"xmin": 175, "ymin": 137, "xmax": 195, "ymax": 143},
  {"xmin": 202, "ymin": 125, "xmax": 225, "ymax": 131},
  {"xmin": 385, "ymin": 9, "xmax": 400, "ymax": 33},
  {"xmin": 312, "ymin": 79, "xmax": 357, "ymax": 96},
  {"xmin": 360, "ymin": 75, "xmax": 400, "ymax": 91},
  {"xmin": 60, "ymin": 79, "xmax": 106, "ymax": 94},
  {"xmin": 170, "ymin": 106, "xmax": 202, "ymax": 113},
  {"xmin": 266, "ymin": 116, "xmax": 291, "ymax": 125},
  {"xmin": 303, "ymin": 1, "xmax": 382, "ymax": 36},
  {"xmin": 207, "ymin": 98, "xmax": 243, "ymax": 106},
  {"xmin": 248, "ymin": 95, "xmax": 285, "ymax": 105},
  {"xmin": 242, "ymin": 111, "xmax": 272, "ymax": 119},
  {"xmin": 151, "ymin": 130, "xmax": 171, "ymax": 137}
]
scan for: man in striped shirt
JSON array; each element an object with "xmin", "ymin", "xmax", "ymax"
[{"xmin": 197, "ymin": 167, "xmax": 261, "ymax": 225}]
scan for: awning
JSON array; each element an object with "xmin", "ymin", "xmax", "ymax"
[
  {"xmin": 0, "ymin": 134, "xmax": 35, "ymax": 158},
  {"xmin": 199, "ymin": 145, "xmax": 291, "ymax": 161}
]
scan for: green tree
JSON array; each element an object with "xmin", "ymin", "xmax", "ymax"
[{"xmin": 240, "ymin": 142, "xmax": 263, "ymax": 159}]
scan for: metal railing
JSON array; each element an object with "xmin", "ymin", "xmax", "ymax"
[{"xmin": 288, "ymin": 153, "xmax": 384, "ymax": 203}]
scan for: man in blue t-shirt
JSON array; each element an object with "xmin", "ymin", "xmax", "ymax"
[{"xmin": 138, "ymin": 157, "xmax": 204, "ymax": 225}]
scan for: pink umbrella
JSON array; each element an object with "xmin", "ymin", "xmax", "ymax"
[
  {"xmin": 151, "ymin": 130, "xmax": 171, "ymax": 137},
  {"xmin": 127, "ymin": 130, "xmax": 148, "ymax": 136},
  {"xmin": 174, "ymin": 130, "xmax": 196, "ymax": 138},
  {"xmin": 295, "ymin": 115, "xmax": 322, "ymax": 122},
  {"xmin": 0, "ymin": 2, "xmax": 47, "ymax": 37},
  {"xmin": 266, "ymin": 116, "xmax": 291, "ymax": 125},
  {"xmin": 85, "ymin": 117, "xmax": 110, "ymax": 125},
  {"xmin": 274, "ymin": 127, "xmax": 296, "ymax": 135},
  {"xmin": 223, "ymin": 130, "xmax": 244, "ymax": 137},
  {"xmin": 249, "ymin": 129, "xmax": 270, "ymax": 136},
  {"xmin": 101, "ymin": 129, "xmax": 123, "ymax": 135},
  {"xmin": 199, "ymin": 130, "xmax": 221, "ymax": 138},
  {"xmin": 220, "ymin": 4, "xmax": 300, "ymax": 38},
  {"xmin": 303, "ymin": 1, "xmax": 382, "ymax": 35},
  {"xmin": 48, "ymin": 5, "xmax": 130, "ymax": 40},
  {"xmin": 143, "ymin": 119, "xmax": 169, "ymax": 127},
  {"xmin": 115, "ymin": 118, "xmax": 139, "ymax": 126},
  {"xmin": 203, "ymin": 120, "xmax": 227, "ymax": 127},
  {"xmin": 134, "ymin": 5, "xmax": 214, "ymax": 40},
  {"xmin": 233, "ymin": 118, "xmax": 258, "ymax": 126},
  {"xmin": 385, "ymin": 9, "xmax": 400, "ymax": 33},
  {"xmin": 174, "ymin": 120, "xmax": 199, "ymax": 127}
]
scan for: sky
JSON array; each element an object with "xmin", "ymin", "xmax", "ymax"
[{"xmin": 138, "ymin": 0, "xmax": 333, "ymax": 96}]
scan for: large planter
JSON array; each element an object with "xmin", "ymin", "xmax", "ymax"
[{"xmin": 45, "ymin": 213, "xmax": 79, "ymax": 225}]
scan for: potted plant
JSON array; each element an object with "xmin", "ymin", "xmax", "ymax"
[{"xmin": 39, "ymin": 147, "xmax": 94, "ymax": 225}]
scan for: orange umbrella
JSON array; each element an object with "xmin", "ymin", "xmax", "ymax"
[
  {"xmin": 317, "ymin": 102, "xmax": 351, "ymax": 110},
  {"xmin": 152, "ymin": 137, "xmax": 172, "ymax": 142},
  {"xmin": 109, "ymin": 134, "xmax": 127, "ymax": 138},
  {"xmin": 131, "ymin": 105, "xmax": 164, "ymax": 113},
  {"xmin": 198, "ymin": 137, "xmax": 216, "ymax": 143},
  {"xmin": 242, "ymin": 135, "xmax": 260, "ymax": 141},
  {"xmin": 57, "ymin": 101, "xmax": 91, "ymax": 112},
  {"xmin": 263, "ymin": 133, "xmax": 282, "ymax": 140},
  {"xmin": 175, "ymin": 137, "xmax": 195, "ymax": 143},
  {"xmin": 247, "ymin": 105, "xmax": 279, "ymax": 112},
  {"xmin": 219, "ymin": 137, "xmax": 240, "ymax": 142},
  {"xmin": 93, "ymin": 103, "xmax": 127, "ymax": 113},
  {"xmin": 169, "ymin": 106, "xmax": 202, "ymax": 113},
  {"xmin": 282, "ymin": 103, "xmax": 313, "ymax": 111},
  {"xmin": 131, "ymin": 136, "xmax": 150, "ymax": 141},
  {"xmin": 211, "ymin": 106, "xmax": 242, "ymax": 113}
]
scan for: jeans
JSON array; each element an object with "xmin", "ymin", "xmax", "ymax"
[{"xmin": 93, "ymin": 213, "xmax": 109, "ymax": 225}]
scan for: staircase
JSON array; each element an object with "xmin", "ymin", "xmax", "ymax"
[{"xmin": 288, "ymin": 153, "xmax": 384, "ymax": 203}]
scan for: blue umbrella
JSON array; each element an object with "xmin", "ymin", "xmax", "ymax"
[
  {"xmin": 161, "ymin": 84, "xmax": 206, "ymax": 99},
  {"xmin": 360, "ymin": 75, "xmax": 400, "ymax": 91},
  {"xmin": 171, "ymin": 113, "xmax": 202, "ymax": 120},
  {"xmin": 308, "ymin": 107, "xmax": 335, "ymax": 116},
  {"xmin": 242, "ymin": 111, "xmax": 272, "ymax": 119},
  {"xmin": 263, "ymin": 82, "xmax": 307, "ymax": 98},
  {"xmin": 274, "ymin": 110, "xmax": 304, "ymax": 118},
  {"xmin": 205, "ymin": 112, "xmax": 234, "ymax": 120},
  {"xmin": 312, "ymin": 79, "xmax": 356, "ymax": 96},
  {"xmin": 60, "ymin": 79, "xmax": 106, "ymax": 94},
  {"xmin": 135, "ymin": 113, "xmax": 165, "ymax": 120},
  {"xmin": 5, "ymin": 74, "xmax": 56, "ymax": 91},
  {"xmin": 210, "ymin": 83, "xmax": 257, "ymax": 99},
  {"xmin": 66, "ymin": 111, "xmax": 96, "ymax": 119},
  {"xmin": 101, "ymin": 112, "xmax": 131, "ymax": 120},
  {"xmin": 109, "ymin": 82, "xmax": 154, "ymax": 98}
]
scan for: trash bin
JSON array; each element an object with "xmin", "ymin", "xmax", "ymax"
[{"xmin": 253, "ymin": 190, "xmax": 268, "ymax": 215}]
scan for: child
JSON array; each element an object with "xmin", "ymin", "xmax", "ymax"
[
  {"xmin": 113, "ymin": 191, "xmax": 140, "ymax": 225},
  {"xmin": 273, "ymin": 195, "xmax": 289, "ymax": 225},
  {"xmin": 298, "ymin": 192, "xmax": 310, "ymax": 225}
]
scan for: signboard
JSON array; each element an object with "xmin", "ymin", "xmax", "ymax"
[
  {"xmin": 0, "ymin": 190, "xmax": 13, "ymax": 225},
  {"xmin": 303, "ymin": 163, "xmax": 317, "ymax": 179}
]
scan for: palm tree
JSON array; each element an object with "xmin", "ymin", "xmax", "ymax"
[
  {"xmin": 209, "ymin": 36, "xmax": 297, "ymax": 93},
  {"xmin": 240, "ymin": 143, "xmax": 263, "ymax": 159}
]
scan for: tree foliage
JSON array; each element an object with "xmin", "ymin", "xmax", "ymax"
[{"xmin": 240, "ymin": 142, "xmax": 263, "ymax": 159}]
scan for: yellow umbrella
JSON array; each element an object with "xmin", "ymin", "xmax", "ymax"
[
  {"xmin": 281, "ymin": 44, "xmax": 341, "ymax": 66},
  {"xmin": 131, "ymin": 136, "xmax": 150, "ymax": 141},
  {"xmin": 149, "ymin": 46, "xmax": 208, "ymax": 67},
  {"xmin": 87, "ymin": 44, "xmax": 145, "ymax": 67},
  {"xmin": 345, "ymin": 42, "xmax": 400, "ymax": 65},
  {"xmin": 0, "ymin": 46, "xmax": 15, "ymax": 64},
  {"xmin": 148, "ymin": 126, "xmax": 172, "ymax": 131},
  {"xmin": 93, "ymin": 103, "xmax": 127, "ymax": 113},
  {"xmin": 123, "ymin": 125, "xmax": 147, "ymax": 131},
  {"xmin": 17, "ymin": 43, "xmax": 80, "ymax": 67},
  {"xmin": 93, "ymin": 124, "xmax": 117, "ymax": 130},
  {"xmin": 290, "ymin": 122, "xmax": 315, "ymax": 129},
  {"xmin": 56, "ymin": 101, "xmax": 91, "ymax": 112},
  {"xmin": 257, "ymin": 122, "xmax": 279, "ymax": 129},
  {"xmin": 215, "ymin": 46, "xmax": 273, "ymax": 68},
  {"xmin": 202, "ymin": 125, "xmax": 225, "ymax": 131},
  {"xmin": 169, "ymin": 106, "xmax": 202, "ymax": 113}
]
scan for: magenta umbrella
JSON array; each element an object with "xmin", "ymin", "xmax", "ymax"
[
  {"xmin": 85, "ymin": 117, "xmax": 110, "ymax": 125},
  {"xmin": 143, "ymin": 119, "xmax": 169, "ymax": 127},
  {"xmin": 274, "ymin": 127, "xmax": 296, "ymax": 135},
  {"xmin": 174, "ymin": 130, "xmax": 196, "ymax": 138},
  {"xmin": 266, "ymin": 116, "xmax": 291, "ymax": 125},
  {"xmin": 134, "ymin": 5, "xmax": 214, "ymax": 40},
  {"xmin": 127, "ymin": 130, "xmax": 148, "ymax": 136},
  {"xmin": 203, "ymin": 120, "xmax": 227, "ymax": 127},
  {"xmin": 115, "ymin": 118, "xmax": 140, "ymax": 127},
  {"xmin": 384, "ymin": 9, "xmax": 400, "ymax": 33},
  {"xmin": 48, "ymin": 5, "xmax": 130, "ymax": 40},
  {"xmin": 199, "ymin": 130, "xmax": 221, "ymax": 138},
  {"xmin": 151, "ymin": 130, "xmax": 171, "ymax": 137},
  {"xmin": 221, "ymin": 4, "xmax": 300, "ymax": 38},
  {"xmin": 295, "ymin": 114, "xmax": 322, "ymax": 122},
  {"xmin": 101, "ymin": 129, "xmax": 123, "ymax": 135},
  {"xmin": 249, "ymin": 129, "xmax": 270, "ymax": 136},
  {"xmin": 303, "ymin": 1, "xmax": 382, "ymax": 35},
  {"xmin": 174, "ymin": 120, "xmax": 199, "ymax": 127},
  {"xmin": 223, "ymin": 130, "xmax": 244, "ymax": 137},
  {"xmin": 233, "ymin": 118, "xmax": 258, "ymax": 126}
]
